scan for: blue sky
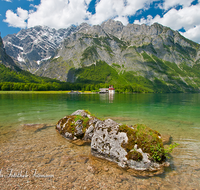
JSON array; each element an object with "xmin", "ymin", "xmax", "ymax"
[{"xmin": 1, "ymin": 0, "xmax": 200, "ymax": 44}]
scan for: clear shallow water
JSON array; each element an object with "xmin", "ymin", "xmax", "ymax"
[{"xmin": 0, "ymin": 92, "xmax": 200, "ymax": 189}]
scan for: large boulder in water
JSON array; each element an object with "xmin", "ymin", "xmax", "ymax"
[
  {"xmin": 56, "ymin": 110, "xmax": 100, "ymax": 142},
  {"xmin": 56, "ymin": 110, "xmax": 169, "ymax": 171},
  {"xmin": 91, "ymin": 119, "xmax": 169, "ymax": 171}
]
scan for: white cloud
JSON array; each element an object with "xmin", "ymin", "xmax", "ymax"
[
  {"xmin": 17, "ymin": 7, "xmax": 29, "ymax": 21},
  {"xmin": 4, "ymin": 0, "xmax": 154, "ymax": 29},
  {"xmin": 29, "ymin": 4, "xmax": 35, "ymax": 8},
  {"xmin": 3, "ymin": 8, "xmax": 28, "ymax": 28},
  {"xmin": 27, "ymin": 0, "xmax": 92, "ymax": 28},
  {"xmin": 84, "ymin": 0, "xmax": 92, "ymax": 5},
  {"xmin": 135, "ymin": 4, "xmax": 200, "ymax": 30},
  {"xmin": 134, "ymin": 3, "xmax": 200, "ymax": 43},
  {"xmin": 3, "ymin": 0, "xmax": 12, "ymax": 2},
  {"xmin": 162, "ymin": 0, "xmax": 195, "ymax": 10},
  {"xmin": 114, "ymin": 16, "xmax": 129, "ymax": 26},
  {"xmin": 88, "ymin": 0, "xmax": 154, "ymax": 25},
  {"xmin": 180, "ymin": 25, "xmax": 200, "ymax": 43}
]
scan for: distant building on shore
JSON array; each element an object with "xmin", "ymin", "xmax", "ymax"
[
  {"xmin": 99, "ymin": 85, "xmax": 115, "ymax": 94},
  {"xmin": 108, "ymin": 85, "xmax": 115, "ymax": 94},
  {"xmin": 99, "ymin": 88, "xmax": 109, "ymax": 93}
]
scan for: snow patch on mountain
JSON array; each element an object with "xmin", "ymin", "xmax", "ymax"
[
  {"xmin": 37, "ymin": 56, "xmax": 51, "ymax": 65},
  {"xmin": 54, "ymin": 55, "xmax": 60, "ymax": 59},
  {"xmin": 17, "ymin": 54, "xmax": 25, "ymax": 62},
  {"xmin": 7, "ymin": 42, "xmax": 24, "ymax": 51}
]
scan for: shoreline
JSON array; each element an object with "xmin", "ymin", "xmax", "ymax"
[{"xmin": 0, "ymin": 91, "xmax": 94, "ymax": 94}]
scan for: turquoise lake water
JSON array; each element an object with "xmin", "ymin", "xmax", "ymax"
[{"xmin": 0, "ymin": 92, "xmax": 200, "ymax": 189}]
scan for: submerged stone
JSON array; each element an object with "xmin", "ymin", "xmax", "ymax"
[
  {"xmin": 161, "ymin": 134, "xmax": 172, "ymax": 145},
  {"xmin": 56, "ymin": 110, "xmax": 170, "ymax": 171}
]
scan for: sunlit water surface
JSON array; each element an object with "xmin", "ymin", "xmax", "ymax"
[{"xmin": 0, "ymin": 93, "xmax": 200, "ymax": 189}]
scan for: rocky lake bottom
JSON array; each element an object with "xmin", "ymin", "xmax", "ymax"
[{"xmin": 0, "ymin": 121, "xmax": 199, "ymax": 190}]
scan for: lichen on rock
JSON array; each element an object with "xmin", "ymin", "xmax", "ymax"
[
  {"xmin": 56, "ymin": 110, "xmax": 171, "ymax": 171},
  {"xmin": 56, "ymin": 110, "xmax": 100, "ymax": 141},
  {"xmin": 91, "ymin": 119, "xmax": 129, "ymax": 168},
  {"xmin": 91, "ymin": 121, "xmax": 168, "ymax": 171}
]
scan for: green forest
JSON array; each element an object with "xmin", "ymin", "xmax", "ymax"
[
  {"xmin": 71, "ymin": 60, "xmax": 198, "ymax": 93},
  {"xmin": 0, "ymin": 62, "xmax": 151, "ymax": 93},
  {"xmin": 0, "ymin": 60, "xmax": 198, "ymax": 93}
]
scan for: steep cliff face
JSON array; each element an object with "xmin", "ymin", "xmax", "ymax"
[
  {"xmin": 34, "ymin": 20, "xmax": 200, "ymax": 92},
  {"xmin": 3, "ymin": 20, "xmax": 200, "ymax": 92},
  {"xmin": 0, "ymin": 36, "xmax": 19, "ymax": 71},
  {"xmin": 3, "ymin": 25, "xmax": 78, "ymax": 72}
]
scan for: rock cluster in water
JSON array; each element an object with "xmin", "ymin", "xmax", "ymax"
[{"xmin": 56, "ymin": 110, "xmax": 169, "ymax": 171}]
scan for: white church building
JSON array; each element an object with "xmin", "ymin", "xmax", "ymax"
[{"xmin": 108, "ymin": 85, "xmax": 115, "ymax": 94}]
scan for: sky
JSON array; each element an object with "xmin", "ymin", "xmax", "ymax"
[{"xmin": 0, "ymin": 0, "xmax": 200, "ymax": 44}]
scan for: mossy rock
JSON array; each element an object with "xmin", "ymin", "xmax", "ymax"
[
  {"xmin": 119, "ymin": 124, "xmax": 165, "ymax": 163},
  {"xmin": 56, "ymin": 110, "xmax": 100, "ymax": 142},
  {"xmin": 91, "ymin": 119, "xmax": 170, "ymax": 171},
  {"xmin": 56, "ymin": 110, "xmax": 174, "ymax": 171}
]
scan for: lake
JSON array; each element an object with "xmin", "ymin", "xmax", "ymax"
[{"xmin": 0, "ymin": 92, "xmax": 200, "ymax": 189}]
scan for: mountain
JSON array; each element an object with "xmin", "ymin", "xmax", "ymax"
[
  {"xmin": 0, "ymin": 35, "xmax": 20, "ymax": 71},
  {"xmin": 3, "ymin": 20, "xmax": 200, "ymax": 92},
  {"xmin": 0, "ymin": 36, "xmax": 64, "ymax": 87},
  {"xmin": 3, "ymin": 25, "xmax": 78, "ymax": 73}
]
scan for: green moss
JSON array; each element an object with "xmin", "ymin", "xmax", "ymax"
[
  {"xmin": 127, "ymin": 149, "xmax": 143, "ymax": 161},
  {"xmin": 74, "ymin": 114, "xmax": 90, "ymax": 133},
  {"xmin": 57, "ymin": 111, "xmax": 178, "ymax": 162},
  {"xmin": 84, "ymin": 109, "xmax": 91, "ymax": 115},
  {"xmin": 57, "ymin": 114, "xmax": 92, "ymax": 138},
  {"xmin": 58, "ymin": 115, "xmax": 76, "ymax": 135},
  {"xmin": 118, "ymin": 124, "xmax": 165, "ymax": 162}
]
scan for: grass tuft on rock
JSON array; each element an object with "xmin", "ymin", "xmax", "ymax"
[{"xmin": 118, "ymin": 124, "xmax": 165, "ymax": 162}]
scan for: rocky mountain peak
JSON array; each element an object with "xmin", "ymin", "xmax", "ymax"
[
  {"xmin": 101, "ymin": 19, "xmax": 124, "ymax": 37},
  {"xmin": 78, "ymin": 22, "xmax": 91, "ymax": 30},
  {"xmin": 3, "ymin": 25, "xmax": 78, "ymax": 72},
  {"xmin": 0, "ymin": 35, "xmax": 19, "ymax": 71}
]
